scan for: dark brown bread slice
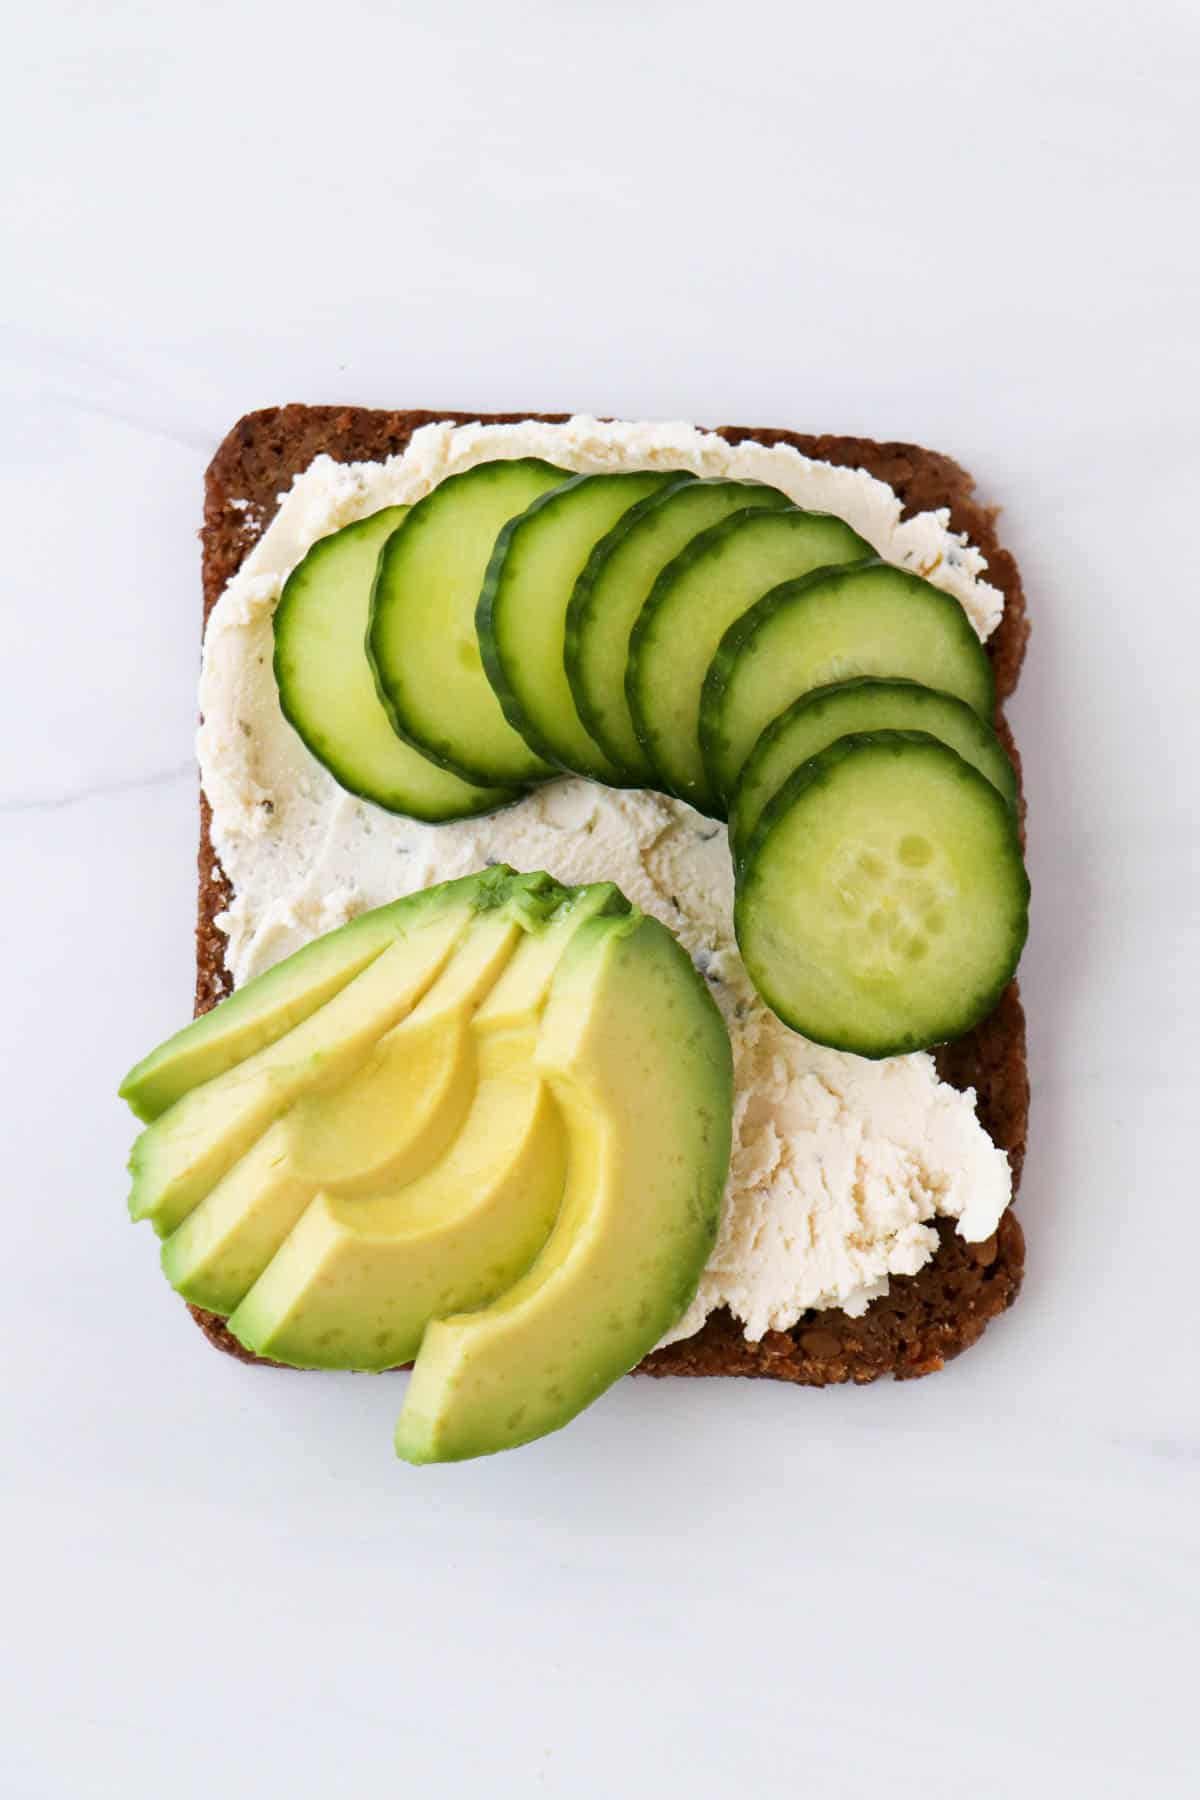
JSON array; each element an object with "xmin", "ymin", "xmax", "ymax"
[{"xmin": 190, "ymin": 407, "xmax": 1030, "ymax": 1385}]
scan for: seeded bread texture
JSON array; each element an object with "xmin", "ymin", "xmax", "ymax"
[{"xmin": 191, "ymin": 406, "xmax": 1030, "ymax": 1385}]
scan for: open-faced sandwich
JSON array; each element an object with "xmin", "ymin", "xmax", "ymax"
[{"xmin": 119, "ymin": 409, "xmax": 1031, "ymax": 1462}]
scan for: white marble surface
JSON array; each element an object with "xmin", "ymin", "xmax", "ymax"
[{"xmin": 4, "ymin": 2, "xmax": 1198, "ymax": 1794}]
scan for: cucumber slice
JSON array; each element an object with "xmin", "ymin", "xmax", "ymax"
[
  {"xmin": 565, "ymin": 478, "xmax": 790, "ymax": 783},
  {"xmin": 729, "ymin": 677, "xmax": 1017, "ymax": 861},
  {"xmin": 702, "ymin": 561, "xmax": 995, "ymax": 805},
  {"xmin": 368, "ymin": 459, "xmax": 568, "ymax": 787},
  {"xmin": 476, "ymin": 470, "xmax": 678, "ymax": 782},
  {"xmin": 273, "ymin": 508, "xmax": 519, "ymax": 822},
  {"xmin": 626, "ymin": 508, "xmax": 873, "ymax": 815},
  {"xmin": 735, "ymin": 732, "xmax": 1029, "ymax": 1058}
]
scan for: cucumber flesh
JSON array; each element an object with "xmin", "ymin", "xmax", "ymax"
[
  {"xmin": 368, "ymin": 459, "xmax": 568, "ymax": 787},
  {"xmin": 702, "ymin": 560, "xmax": 995, "ymax": 805},
  {"xmin": 626, "ymin": 508, "xmax": 873, "ymax": 815},
  {"xmin": 565, "ymin": 478, "xmax": 790, "ymax": 783},
  {"xmin": 729, "ymin": 677, "xmax": 1017, "ymax": 861},
  {"xmin": 735, "ymin": 732, "xmax": 1029, "ymax": 1058},
  {"xmin": 272, "ymin": 508, "xmax": 519, "ymax": 822},
  {"xmin": 476, "ymin": 471, "xmax": 678, "ymax": 782}
]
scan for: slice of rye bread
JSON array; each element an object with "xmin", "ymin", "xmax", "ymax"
[{"xmin": 190, "ymin": 406, "xmax": 1030, "ymax": 1386}]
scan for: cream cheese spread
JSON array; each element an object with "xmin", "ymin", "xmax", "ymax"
[{"xmin": 197, "ymin": 416, "xmax": 1012, "ymax": 1342}]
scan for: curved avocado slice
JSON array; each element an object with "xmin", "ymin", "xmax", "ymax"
[
  {"xmin": 128, "ymin": 902, "xmax": 477, "ymax": 1239},
  {"xmin": 160, "ymin": 1118, "xmax": 311, "ymax": 1314},
  {"xmin": 222, "ymin": 884, "xmax": 624, "ymax": 1368},
  {"xmin": 123, "ymin": 871, "xmax": 734, "ymax": 1460},
  {"xmin": 232, "ymin": 1077, "xmax": 564, "ymax": 1371},
  {"xmin": 160, "ymin": 897, "xmax": 534, "ymax": 1314},
  {"xmin": 119, "ymin": 869, "xmax": 544, "ymax": 1124},
  {"xmin": 394, "ymin": 909, "xmax": 733, "ymax": 1464},
  {"xmin": 126, "ymin": 868, "xmax": 546, "ymax": 1238},
  {"xmin": 120, "ymin": 904, "xmax": 409, "ymax": 1125}
]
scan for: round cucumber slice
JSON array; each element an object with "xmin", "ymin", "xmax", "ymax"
[
  {"xmin": 476, "ymin": 470, "xmax": 679, "ymax": 783},
  {"xmin": 735, "ymin": 732, "xmax": 1029, "ymax": 1058},
  {"xmin": 701, "ymin": 560, "xmax": 995, "ymax": 805},
  {"xmin": 273, "ymin": 508, "xmax": 520, "ymax": 822},
  {"xmin": 729, "ymin": 677, "xmax": 1018, "ymax": 861},
  {"xmin": 626, "ymin": 507, "xmax": 873, "ymax": 816},
  {"xmin": 368, "ymin": 459, "xmax": 568, "ymax": 788},
  {"xmin": 564, "ymin": 477, "xmax": 790, "ymax": 784}
]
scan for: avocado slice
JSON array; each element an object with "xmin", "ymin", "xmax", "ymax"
[
  {"xmin": 126, "ymin": 868, "xmax": 554, "ymax": 1239},
  {"xmin": 227, "ymin": 1075, "xmax": 565, "ymax": 1370},
  {"xmin": 160, "ymin": 1118, "xmax": 312, "ymax": 1314},
  {"xmin": 119, "ymin": 906, "xmax": 404, "ymax": 1124},
  {"xmin": 120, "ymin": 870, "xmax": 546, "ymax": 1124},
  {"xmin": 123, "ymin": 870, "xmax": 734, "ymax": 1458},
  {"xmin": 161, "ymin": 894, "xmax": 537, "ymax": 1314},
  {"xmin": 283, "ymin": 905, "xmax": 524, "ymax": 1194},
  {"xmin": 219, "ymin": 885, "xmax": 626, "ymax": 1360},
  {"xmin": 394, "ymin": 909, "xmax": 733, "ymax": 1464},
  {"xmin": 127, "ymin": 899, "xmax": 475, "ymax": 1240},
  {"xmin": 223, "ymin": 886, "xmax": 625, "ymax": 1369}
]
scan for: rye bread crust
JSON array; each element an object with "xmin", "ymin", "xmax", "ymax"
[{"xmin": 190, "ymin": 407, "xmax": 1030, "ymax": 1385}]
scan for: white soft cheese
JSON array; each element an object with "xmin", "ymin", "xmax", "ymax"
[{"xmin": 197, "ymin": 415, "xmax": 1011, "ymax": 1341}]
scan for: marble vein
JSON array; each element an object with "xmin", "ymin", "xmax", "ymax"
[
  {"xmin": 46, "ymin": 392, "xmax": 214, "ymax": 453},
  {"xmin": 0, "ymin": 761, "xmax": 195, "ymax": 817}
]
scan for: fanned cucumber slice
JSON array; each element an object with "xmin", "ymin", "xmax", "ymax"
[
  {"xmin": 626, "ymin": 508, "xmax": 873, "ymax": 815},
  {"xmin": 702, "ymin": 560, "xmax": 995, "ymax": 805},
  {"xmin": 729, "ymin": 677, "xmax": 1017, "ymax": 861},
  {"xmin": 735, "ymin": 731, "xmax": 1029, "ymax": 1058},
  {"xmin": 273, "ymin": 508, "xmax": 519, "ymax": 822},
  {"xmin": 565, "ymin": 477, "xmax": 790, "ymax": 783},
  {"xmin": 368, "ymin": 459, "xmax": 568, "ymax": 787},
  {"xmin": 476, "ymin": 470, "xmax": 678, "ymax": 782}
]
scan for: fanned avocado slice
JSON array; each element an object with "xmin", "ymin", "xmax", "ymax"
[
  {"xmin": 163, "ymin": 900, "xmax": 539, "ymax": 1318},
  {"xmin": 224, "ymin": 883, "xmax": 625, "ymax": 1368},
  {"xmin": 395, "ymin": 908, "xmax": 733, "ymax": 1464},
  {"xmin": 123, "ymin": 870, "xmax": 547, "ymax": 1236},
  {"xmin": 128, "ymin": 904, "xmax": 477, "ymax": 1239},
  {"xmin": 120, "ymin": 896, "xmax": 419, "ymax": 1124},
  {"xmin": 120, "ymin": 869, "xmax": 734, "ymax": 1462}
]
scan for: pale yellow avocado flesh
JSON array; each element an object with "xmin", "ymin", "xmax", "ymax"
[
  {"xmin": 128, "ymin": 898, "xmax": 476, "ymax": 1238},
  {"xmin": 124, "ymin": 870, "xmax": 733, "ymax": 1460},
  {"xmin": 227, "ymin": 1063, "xmax": 565, "ymax": 1369},
  {"xmin": 282, "ymin": 909, "xmax": 521, "ymax": 1192},
  {"xmin": 161, "ymin": 906, "xmax": 521, "ymax": 1315},
  {"xmin": 394, "ymin": 912, "xmax": 733, "ymax": 1464},
  {"xmin": 224, "ymin": 886, "xmax": 620, "ymax": 1367},
  {"xmin": 161, "ymin": 1119, "xmax": 313, "ymax": 1313},
  {"xmin": 118, "ymin": 912, "xmax": 402, "ymax": 1124}
]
